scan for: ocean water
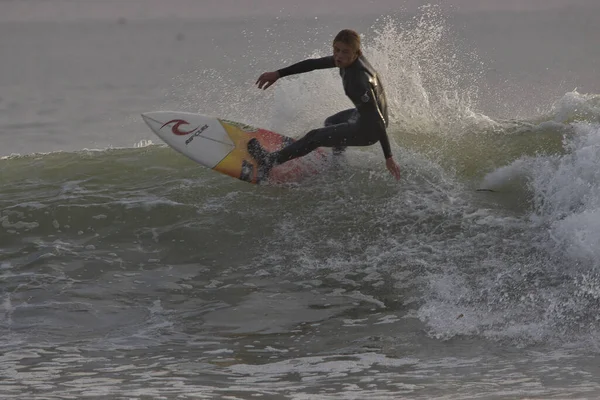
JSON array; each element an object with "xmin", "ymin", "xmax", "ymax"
[{"xmin": 2, "ymin": 2, "xmax": 600, "ymax": 399}]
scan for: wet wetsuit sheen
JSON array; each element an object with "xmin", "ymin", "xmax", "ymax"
[{"xmin": 272, "ymin": 55, "xmax": 392, "ymax": 163}]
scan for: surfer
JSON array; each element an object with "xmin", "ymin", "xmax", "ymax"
[{"xmin": 247, "ymin": 29, "xmax": 401, "ymax": 181}]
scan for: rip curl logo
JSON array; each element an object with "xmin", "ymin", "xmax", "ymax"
[
  {"xmin": 159, "ymin": 119, "xmax": 209, "ymax": 145},
  {"xmin": 160, "ymin": 119, "xmax": 198, "ymax": 136},
  {"xmin": 361, "ymin": 91, "xmax": 370, "ymax": 103},
  {"xmin": 184, "ymin": 124, "xmax": 209, "ymax": 145}
]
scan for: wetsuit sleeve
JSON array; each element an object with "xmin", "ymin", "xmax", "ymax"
[
  {"xmin": 378, "ymin": 124, "xmax": 393, "ymax": 159},
  {"xmin": 277, "ymin": 56, "xmax": 336, "ymax": 77}
]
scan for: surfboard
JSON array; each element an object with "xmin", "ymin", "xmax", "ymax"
[{"xmin": 141, "ymin": 111, "xmax": 328, "ymax": 184}]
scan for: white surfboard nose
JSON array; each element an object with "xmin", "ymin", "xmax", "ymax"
[
  {"xmin": 140, "ymin": 111, "xmax": 235, "ymax": 168},
  {"xmin": 141, "ymin": 112, "xmax": 154, "ymax": 122},
  {"xmin": 141, "ymin": 112, "xmax": 164, "ymax": 133},
  {"xmin": 141, "ymin": 111, "xmax": 175, "ymax": 130}
]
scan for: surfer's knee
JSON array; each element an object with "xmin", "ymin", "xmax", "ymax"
[
  {"xmin": 300, "ymin": 129, "xmax": 325, "ymax": 152},
  {"xmin": 304, "ymin": 128, "xmax": 320, "ymax": 142}
]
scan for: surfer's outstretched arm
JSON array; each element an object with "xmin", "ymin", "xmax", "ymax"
[
  {"xmin": 256, "ymin": 56, "xmax": 336, "ymax": 90},
  {"xmin": 277, "ymin": 56, "xmax": 336, "ymax": 77}
]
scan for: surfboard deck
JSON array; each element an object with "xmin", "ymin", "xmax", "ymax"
[{"xmin": 141, "ymin": 111, "xmax": 328, "ymax": 184}]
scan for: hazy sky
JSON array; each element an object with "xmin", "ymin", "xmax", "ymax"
[{"xmin": 2, "ymin": 0, "xmax": 598, "ymax": 22}]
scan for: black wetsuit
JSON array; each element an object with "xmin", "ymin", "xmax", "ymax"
[{"xmin": 249, "ymin": 54, "xmax": 391, "ymax": 173}]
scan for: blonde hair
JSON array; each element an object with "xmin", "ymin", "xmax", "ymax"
[{"xmin": 333, "ymin": 29, "xmax": 362, "ymax": 56}]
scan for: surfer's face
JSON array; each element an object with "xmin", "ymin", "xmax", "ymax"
[{"xmin": 333, "ymin": 41, "xmax": 359, "ymax": 68}]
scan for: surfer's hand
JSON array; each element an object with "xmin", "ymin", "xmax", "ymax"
[
  {"xmin": 256, "ymin": 71, "xmax": 280, "ymax": 90},
  {"xmin": 386, "ymin": 157, "xmax": 401, "ymax": 181}
]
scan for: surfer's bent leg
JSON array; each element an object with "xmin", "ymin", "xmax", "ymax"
[
  {"xmin": 324, "ymin": 109, "xmax": 357, "ymax": 127},
  {"xmin": 324, "ymin": 109, "xmax": 358, "ymax": 155},
  {"xmin": 247, "ymin": 120, "xmax": 379, "ymax": 177},
  {"xmin": 274, "ymin": 121, "xmax": 377, "ymax": 164}
]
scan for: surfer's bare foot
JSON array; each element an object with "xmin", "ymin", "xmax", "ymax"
[
  {"xmin": 247, "ymin": 138, "xmax": 268, "ymax": 161},
  {"xmin": 247, "ymin": 138, "xmax": 275, "ymax": 180}
]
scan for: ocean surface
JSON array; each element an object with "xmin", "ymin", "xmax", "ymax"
[{"xmin": 2, "ymin": 2, "xmax": 600, "ymax": 399}]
